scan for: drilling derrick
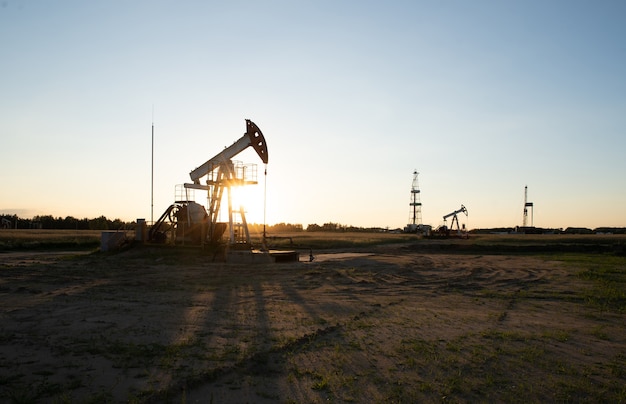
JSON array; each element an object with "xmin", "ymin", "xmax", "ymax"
[
  {"xmin": 404, "ymin": 170, "xmax": 423, "ymax": 233},
  {"xmin": 523, "ymin": 185, "xmax": 534, "ymax": 227}
]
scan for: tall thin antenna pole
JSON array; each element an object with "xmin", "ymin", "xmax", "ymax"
[
  {"xmin": 151, "ymin": 105, "xmax": 154, "ymax": 225},
  {"xmin": 262, "ymin": 164, "xmax": 267, "ymax": 247}
]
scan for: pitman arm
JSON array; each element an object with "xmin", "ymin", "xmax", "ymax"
[{"xmin": 189, "ymin": 119, "xmax": 268, "ymax": 183}]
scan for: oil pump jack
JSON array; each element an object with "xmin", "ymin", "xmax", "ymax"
[
  {"xmin": 149, "ymin": 120, "xmax": 268, "ymax": 247},
  {"xmin": 435, "ymin": 205, "xmax": 468, "ymax": 238}
]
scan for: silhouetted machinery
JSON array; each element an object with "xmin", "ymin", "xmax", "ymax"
[
  {"xmin": 434, "ymin": 204, "xmax": 468, "ymax": 238},
  {"xmin": 149, "ymin": 120, "xmax": 268, "ymax": 247}
]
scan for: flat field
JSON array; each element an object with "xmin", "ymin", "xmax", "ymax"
[{"xmin": 1, "ymin": 231, "xmax": 625, "ymax": 403}]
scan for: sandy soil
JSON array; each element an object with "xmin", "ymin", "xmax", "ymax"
[{"xmin": 0, "ymin": 244, "xmax": 624, "ymax": 403}]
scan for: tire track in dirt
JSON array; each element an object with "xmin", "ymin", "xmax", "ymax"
[{"xmin": 314, "ymin": 253, "xmax": 553, "ymax": 299}]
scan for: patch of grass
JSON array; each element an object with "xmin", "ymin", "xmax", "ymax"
[
  {"xmin": 590, "ymin": 325, "xmax": 610, "ymax": 340},
  {"xmin": 109, "ymin": 340, "xmax": 168, "ymax": 368},
  {"xmin": 1, "ymin": 377, "xmax": 85, "ymax": 404},
  {"xmin": 0, "ymin": 229, "xmax": 102, "ymax": 251},
  {"xmin": 259, "ymin": 231, "xmax": 416, "ymax": 250},
  {"xmin": 311, "ymin": 372, "xmax": 330, "ymax": 391},
  {"xmin": 400, "ymin": 338, "xmax": 440, "ymax": 360},
  {"xmin": 567, "ymin": 255, "xmax": 626, "ymax": 312},
  {"xmin": 480, "ymin": 330, "xmax": 529, "ymax": 341},
  {"xmin": 541, "ymin": 329, "xmax": 570, "ymax": 342},
  {"xmin": 608, "ymin": 354, "xmax": 626, "ymax": 378}
]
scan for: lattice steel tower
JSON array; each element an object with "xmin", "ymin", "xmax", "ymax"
[
  {"xmin": 407, "ymin": 170, "xmax": 423, "ymax": 231},
  {"xmin": 523, "ymin": 185, "xmax": 534, "ymax": 227}
]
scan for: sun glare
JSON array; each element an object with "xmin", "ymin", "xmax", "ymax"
[{"xmin": 232, "ymin": 183, "xmax": 265, "ymax": 224}]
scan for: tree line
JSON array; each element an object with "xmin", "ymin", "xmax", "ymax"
[
  {"xmin": 248, "ymin": 222, "xmax": 390, "ymax": 233},
  {"xmin": 4, "ymin": 214, "xmax": 622, "ymax": 234},
  {"xmin": 0, "ymin": 214, "xmax": 131, "ymax": 230},
  {"xmin": 1, "ymin": 214, "xmax": 390, "ymax": 233}
]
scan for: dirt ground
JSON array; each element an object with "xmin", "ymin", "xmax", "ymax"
[{"xmin": 1, "ymin": 243, "xmax": 625, "ymax": 403}]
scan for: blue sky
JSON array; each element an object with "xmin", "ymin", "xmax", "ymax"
[{"xmin": 1, "ymin": 0, "xmax": 625, "ymax": 230}]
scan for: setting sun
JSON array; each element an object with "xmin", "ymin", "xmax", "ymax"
[{"xmin": 230, "ymin": 177, "xmax": 267, "ymax": 224}]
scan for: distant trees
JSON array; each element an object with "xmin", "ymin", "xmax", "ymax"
[
  {"xmin": 0, "ymin": 214, "xmax": 132, "ymax": 230},
  {"xmin": 269, "ymin": 222, "xmax": 304, "ymax": 233},
  {"xmin": 2, "ymin": 215, "xmax": 387, "ymax": 233},
  {"xmin": 563, "ymin": 227, "xmax": 626, "ymax": 235},
  {"xmin": 249, "ymin": 222, "xmax": 388, "ymax": 233},
  {"xmin": 306, "ymin": 222, "xmax": 342, "ymax": 232},
  {"xmin": 470, "ymin": 226, "xmax": 626, "ymax": 235},
  {"xmin": 1, "ymin": 214, "xmax": 18, "ymax": 229},
  {"xmin": 594, "ymin": 227, "xmax": 626, "ymax": 234},
  {"xmin": 248, "ymin": 222, "xmax": 303, "ymax": 234},
  {"xmin": 6, "ymin": 212, "xmax": 621, "ymax": 234},
  {"xmin": 306, "ymin": 222, "xmax": 388, "ymax": 233}
]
